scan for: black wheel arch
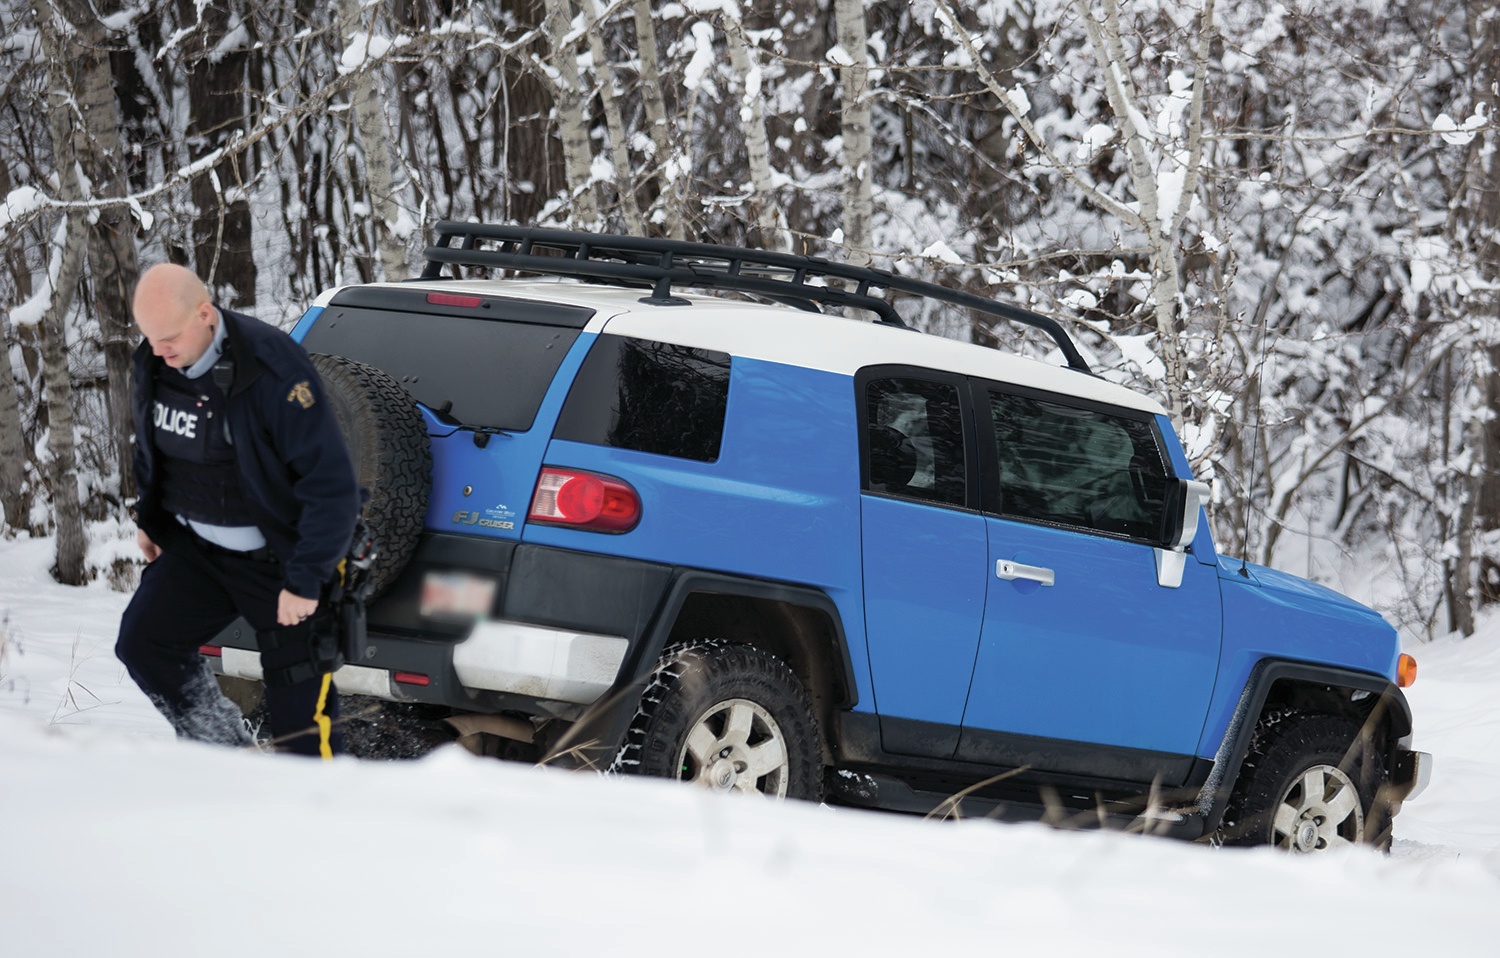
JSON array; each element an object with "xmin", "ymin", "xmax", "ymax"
[
  {"xmin": 546, "ymin": 570, "xmax": 858, "ymax": 769},
  {"xmin": 1200, "ymin": 659, "xmax": 1413, "ymax": 834}
]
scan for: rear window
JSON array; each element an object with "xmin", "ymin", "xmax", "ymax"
[
  {"xmin": 554, "ymin": 335, "xmax": 731, "ymax": 462},
  {"xmin": 302, "ymin": 290, "xmax": 593, "ymax": 431},
  {"xmin": 864, "ymin": 377, "xmax": 968, "ymax": 508}
]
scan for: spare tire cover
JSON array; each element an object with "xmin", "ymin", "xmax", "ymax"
[{"xmin": 310, "ymin": 353, "xmax": 431, "ymax": 598}]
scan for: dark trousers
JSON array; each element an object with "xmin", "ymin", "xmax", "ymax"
[{"xmin": 116, "ymin": 530, "xmax": 342, "ymax": 757}]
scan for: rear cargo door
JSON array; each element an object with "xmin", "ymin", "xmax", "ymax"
[{"xmin": 301, "ymin": 287, "xmax": 600, "ymax": 541}]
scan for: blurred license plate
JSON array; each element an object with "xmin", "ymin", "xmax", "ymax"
[{"xmin": 420, "ymin": 571, "xmax": 497, "ymax": 620}]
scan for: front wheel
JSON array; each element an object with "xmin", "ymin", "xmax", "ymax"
[
  {"xmin": 1219, "ymin": 713, "xmax": 1391, "ymax": 852},
  {"xmin": 616, "ymin": 641, "xmax": 824, "ymax": 801}
]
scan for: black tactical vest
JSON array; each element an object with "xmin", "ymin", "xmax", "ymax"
[{"xmin": 154, "ymin": 363, "xmax": 257, "ymax": 526}]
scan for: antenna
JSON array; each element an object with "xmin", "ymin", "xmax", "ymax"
[{"xmin": 1241, "ymin": 308, "xmax": 1272, "ymax": 578}]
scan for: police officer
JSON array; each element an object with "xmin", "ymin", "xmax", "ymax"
[{"xmin": 116, "ymin": 263, "xmax": 361, "ymax": 757}]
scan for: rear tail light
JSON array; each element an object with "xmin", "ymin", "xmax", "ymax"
[
  {"xmin": 529, "ymin": 467, "xmax": 641, "ymax": 533},
  {"xmin": 199, "ymin": 645, "xmax": 222, "ymax": 657}
]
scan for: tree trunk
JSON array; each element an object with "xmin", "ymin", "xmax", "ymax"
[
  {"xmin": 32, "ymin": 0, "xmax": 90, "ymax": 583},
  {"xmin": 1451, "ymin": 418, "xmax": 1480, "ymax": 637},
  {"xmin": 542, "ymin": 0, "xmax": 600, "ymax": 225},
  {"xmin": 631, "ymin": 0, "xmax": 681, "ymax": 238},
  {"xmin": 833, "ymin": 0, "xmax": 874, "ymax": 266},
  {"xmin": 1464, "ymin": 0, "xmax": 1500, "ymax": 625},
  {"xmin": 338, "ymin": 0, "xmax": 411, "ymax": 281},
  {"xmin": 175, "ymin": 0, "xmax": 259, "ymax": 305},
  {"xmin": 1079, "ymin": 0, "xmax": 1188, "ymax": 422},
  {"xmin": 582, "ymin": 0, "xmax": 644, "ymax": 234},
  {"xmin": 0, "ymin": 323, "xmax": 31, "ymax": 535},
  {"xmin": 57, "ymin": 0, "xmax": 139, "ymax": 501},
  {"xmin": 0, "ymin": 157, "xmax": 35, "ymax": 535},
  {"xmin": 36, "ymin": 218, "xmax": 90, "ymax": 584},
  {"xmin": 722, "ymin": 12, "xmax": 782, "ymax": 249}
]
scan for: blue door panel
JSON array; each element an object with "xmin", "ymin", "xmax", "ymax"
[
  {"xmin": 860, "ymin": 495, "xmax": 986, "ymax": 725},
  {"xmin": 963, "ymin": 517, "xmax": 1221, "ymax": 756}
]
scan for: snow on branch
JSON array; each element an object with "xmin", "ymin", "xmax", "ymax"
[{"xmin": 0, "ymin": 15, "xmax": 498, "ymax": 247}]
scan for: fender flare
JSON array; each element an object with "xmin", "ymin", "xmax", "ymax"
[
  {"xmin": 547, "ymin": 570, "xmax": 858, "ymax": 768},
  {"xmin": 1197, "ymin": 659, "xmax": 1413, "ymax": 833}
]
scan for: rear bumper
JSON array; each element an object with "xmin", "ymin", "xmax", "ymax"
[
  {"xmin": 206, "ymin": 534, "xmax": 672, "ymax": 715},
  {"xmin": 211, "ymin": 619, "xmax": 629, "ymax": 715}
]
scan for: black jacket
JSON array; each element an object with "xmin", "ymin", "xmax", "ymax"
[{"xmin": 131, "ymin": 307, "xmax": 361, "ymax": 599}]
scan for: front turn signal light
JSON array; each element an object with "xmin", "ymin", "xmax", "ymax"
[{"xmin": 1397, "ymin": 653, "xmax": 1418, "ymax": 688}]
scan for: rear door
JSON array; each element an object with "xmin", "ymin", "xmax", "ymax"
[
  {"xmin": 857, "ymin": 368, "xmax": 987, "ymax": 758},
  {"xmin": 301, "ymin": 286, "xmax": 599, "ymax": 541},
  {"xmin": 958, "ymin": 383, "xmax": 1222, "ymax": 783},
  {"xmin": 301, "ymin": 288, "xmax": 602, "ymax": 631}
]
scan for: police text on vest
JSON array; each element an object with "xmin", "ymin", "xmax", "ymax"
[{"xmin": 154, "ymin": 402, "xmax": 198, "ymax": 438}]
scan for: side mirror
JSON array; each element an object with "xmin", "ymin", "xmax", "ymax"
[{"xmin": 1159, "ymin": 479, "xmax": 1211, "ymax": 550}]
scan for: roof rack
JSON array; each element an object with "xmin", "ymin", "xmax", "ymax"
[{"xmin": 419, "ymin": 222, "xmax": 1092, "ymax": 373}]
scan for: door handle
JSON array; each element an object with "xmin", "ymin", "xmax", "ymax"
[{"xmin": 996, "ymin": 559, "xmax": 1054, "ymax": 586}]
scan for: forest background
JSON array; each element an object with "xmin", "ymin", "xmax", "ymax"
[{"xmin": 3, "ymin": 0, "xmax": 1499, "ymax": 642}]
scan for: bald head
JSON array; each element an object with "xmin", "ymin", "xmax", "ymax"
[{"xmin": 133, "ymin": 264, "xmax": 217, "ymax": 368}]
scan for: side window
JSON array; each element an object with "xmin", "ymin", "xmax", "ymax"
[
  {"xmin": 988, "ymin": 390, "xmax": 1166, "ymax": 540},
  {"xmin": 555, "ymin": 335, "xmax": 731, "ymax": 462},
  {"xmin": 864, "ymin": 378, "xmax": 967, "ymax": 507}
]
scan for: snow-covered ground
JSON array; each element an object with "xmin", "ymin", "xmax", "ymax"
[{"xmin": 2, "ymin": 531, "xmax": 1497, "ymax": 956}]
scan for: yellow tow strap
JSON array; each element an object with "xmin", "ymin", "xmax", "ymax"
[
  {"xmin": 311, "ymin": 558, "xmax": 348, "ymax": 761},
  {"xmin": 313, "ymin": 671, "xmax": 334, "ymax": 761}
]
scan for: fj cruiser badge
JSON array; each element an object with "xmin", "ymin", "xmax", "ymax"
[
  {"xmin": 287, "ymin": 380, "xmax": 316, "ymax": 409},
  {"xmin": 452, "ymin": 509, "xmax": 515, "ymax": 530}
]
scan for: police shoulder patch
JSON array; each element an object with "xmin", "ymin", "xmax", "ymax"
[{"xmin": 287, "ymin": 380, "xmax": 316, "ymax": 410}]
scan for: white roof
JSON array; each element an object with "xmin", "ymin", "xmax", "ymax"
[{"xmin": 319, "ymin": 279, "xmax": 1167, "ymax": 416}]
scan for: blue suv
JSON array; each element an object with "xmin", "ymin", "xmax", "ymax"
[{"xmin": 208, "ymin": 223, "xmax": 1429, "ymax": 851}]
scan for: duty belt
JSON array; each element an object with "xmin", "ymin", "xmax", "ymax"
[{"xmin": 191, "ymin": 532, "xmax": 278, "ymax": 564}]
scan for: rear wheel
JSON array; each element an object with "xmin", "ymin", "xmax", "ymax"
[
  {"xmin": 1220, "ymin": 713, "xmax": 1391, "ymax": 852},
  {"xmin": 310, "ymin": 353, "xmax": 430, "ymax": 597},
  {"xmin": 617, "ymin": 641, "xmax": 824, "ymax": 801}
]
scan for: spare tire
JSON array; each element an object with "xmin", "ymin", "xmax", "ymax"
[{"xmin": 310, "ymin": 353, "xmax": 431, "ymax": 598}]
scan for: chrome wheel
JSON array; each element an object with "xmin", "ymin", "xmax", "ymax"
[
  {"xmin": 677, "ymin": 698, "xmax": 790, "ymax": 796},
  {"xmin": 1271, "ymin": 763, "xmax": 1365, "ymax": 853}
]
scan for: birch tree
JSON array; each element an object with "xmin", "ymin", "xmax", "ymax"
[
  {"xmin": 542, "ymin": 0, "xmax": 600, "ymax": 225},
  {"xmin": 582, "ymin": 0, "xmax": 644, "ymax": 234},
  {"xmin": 338, "ymin": 0, "xmax": 411, "ymax": 280},
  {"xmin": 55, "ymin": 0, "xmax": 138, "ymax": 499},
  {"xmin": 632, "ymin": 0, "xmax": 682, "ymax": 238},
  {"xmin": 719, "ymin": 6, "xmax": 782, "ymax": 248},
  {"xmin": 30, "ymin": 0, "xmax": 89, "ymax": 583},
  {"xmin": 833, "ymin": 0, "xmax": 874, "ymax": 266},
  {"xmin": 932, "ymin": 0, "xmax": 1212, "ymax": 421}
]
